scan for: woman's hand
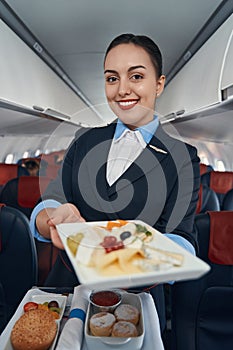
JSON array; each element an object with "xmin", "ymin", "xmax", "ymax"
[{"xmin": 46, "ymin": 203, "xmax": 85, "ymax": 249}]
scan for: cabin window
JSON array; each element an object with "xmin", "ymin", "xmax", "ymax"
[
  {"xmin": 5, "ymin": 154, "xmax": 14, "ymax": 164},
  {"xmin": 22, "ymin": 151, "xmax": 30, "ymax": 158},
  {"xmin": 199, "ymin": 155, "xmax": 209, "ymax": 165},
  {"xmin": 215, "ymin": 160, "xmax": 225, "ymax": 171},
  {"xmin": 35, "ymin": 149, "xmax": 41, "ymax": 157}
]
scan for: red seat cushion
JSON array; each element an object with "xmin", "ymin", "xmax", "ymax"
[
  {"xmin": 18, "ymin": 176, "xmax": 51, "ymax": 208},
  {"xmin": 196, "ymin": 185, "xmax": 203, "ymax": 214},
  {"xmin": 0, "ymin": 164, "xmax": 18, "ymax": 186},
  {"xmin": 210, "ymin": 172, "xmax": 233, "ymax": 194},
  {"xmin": 208, "ymin": 211, "xmax": 233, "ymax": 265}
]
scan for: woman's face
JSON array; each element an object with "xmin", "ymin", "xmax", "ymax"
[{"xmin": 104, "ymin": 43, "xmax": 165, "ymax": 129}]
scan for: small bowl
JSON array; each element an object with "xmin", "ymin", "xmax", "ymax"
[
  {"xmin": 85, "ymin": 291, "xmax": 144, "ymax": 350},
  {"xmin": 89, "ymin": 289, "xmax": 122, "ymax": 313}
]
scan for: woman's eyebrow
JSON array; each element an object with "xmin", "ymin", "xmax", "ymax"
[
  {"xmin": 128, "ymin": 65, "xmax": 146, "ymax": 72},
  {"xmin": 104, "ymin": 69, "xmax": 117, "ymax": 74},
  {"xmin": 104, "ymin": 65, "xmax": 146, "ymax": 75}
]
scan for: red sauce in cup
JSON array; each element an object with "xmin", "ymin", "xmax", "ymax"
[{"xmin": 91, "ymin": 290, "xmax": 120, "ymax": 307}]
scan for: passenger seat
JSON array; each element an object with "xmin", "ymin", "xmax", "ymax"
[
  {"xmin": 0, "ymin": 163, "xmax": 29, "ymax": 194},
  {"xmin": 0, "ymin": 176, "xmax": 51, "ymax": 218},
  {"xmin": 222, "ymin": 188, "xmax": 233, "ymax": 210},
  {"xmin": 199, "ymin": 163, "xmax": 213, "ymax": 176},
  {"xmin": 196, "ymin": 184, "xmax": 220, "ymax": 214},
  {"xmin": 170, "ymin": 211, "xmax": 233, "ymax": 350},
  {"xmin": 0, "ymin": 204, "xmax": 37, "ymax": 334},
  {"xmin": 201, "ymin": 170, "xmax": 233, "ymax": 208}
]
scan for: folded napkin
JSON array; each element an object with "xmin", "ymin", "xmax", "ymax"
[
  {"xmin": 56, "ymin": 285, "xmax": 90, "ymax": 350},
  {"xmin": 139, "ymin": 292, "xmax": 165, "ymax": 350}
]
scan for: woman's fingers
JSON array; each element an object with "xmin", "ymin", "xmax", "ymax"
[
  {"xmin": 50, "ymin": 226, "xmax": 65, "ymax": 249},
  {"xmin": 47, "ymin": 203, "xmax": 86, "ymax": 226}
]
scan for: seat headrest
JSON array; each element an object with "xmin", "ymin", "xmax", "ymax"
[
  {"xmin": 210, "ymin": 171, "xmax": 233, "ymax": 194},
  {"xmin": 208, "ymin": 211, "xmax": 233, "ymax": 265},
  {"xmin": 200, "ymin": 163, "xmax": 213, "ymax": 176},
  {"xmin": 17, "ymin": 176, "xmax": 51, "ymax": 208},
  {"xmin": 196, "ymin": 185, "xmax": 220, "ymax": 214},
  {"xmin": 0, "ymin": 164, "xmax": 18, "ymax": 185}
]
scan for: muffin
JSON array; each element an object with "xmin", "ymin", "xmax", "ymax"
[
  {"xmin": 10, "ymin": 309, "xmax": 57, "ymax": 350},
  {"xmin": 89, "ymin": 311, "xmax": 116, "ymax": 336},
  {"xmin": 112, "ymin": 321, "xmax": 138, "ymax": 337},
  {"xmin": 114, "ymin": 303, "xmax": 140, "ymax": 325}
]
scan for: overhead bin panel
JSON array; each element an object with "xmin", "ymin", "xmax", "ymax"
[
  {"xmin": 0, "ymin": 20, "xmax": 102, "ymax": 126},
  {"xmin": 157, "ymin": 14, "xmax": 233, "ymax": 119},
  {"xmin": 221, "ymin": 29, "xmax": 233, "ymax": 91}
]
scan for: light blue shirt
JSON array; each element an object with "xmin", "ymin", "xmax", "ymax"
[
  {"xmin": 30, "ymin": 199, "xmax": 61, "ymax": 242},
  {"xmin": 114, "ymin": 115, "xmax": 159, "ymax": 143},
  {"xmin": 30, "ymin": 117, "xmax": 195, "ymax": 257}
]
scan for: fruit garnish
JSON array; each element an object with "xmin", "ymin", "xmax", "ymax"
[
  {"xmin": 23, "ymin": 302, "xmax": 38, "ymax": 312},
  {"xmin": 100, "ymin": 235, "xmax": 124, "ymax": 253}
]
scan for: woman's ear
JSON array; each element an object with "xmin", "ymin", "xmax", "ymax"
[{"xmin": 156, "ymin": 75, "xmax": 166, "ymax": 97}]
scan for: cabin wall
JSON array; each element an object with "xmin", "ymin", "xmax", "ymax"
[{"xmin": 0, "ymin": 19, "xmax": 102, "ymax": 125}]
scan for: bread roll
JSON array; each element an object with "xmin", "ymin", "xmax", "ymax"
[
  {"xmin": 89, "ymin": 311, "xmax": 116, "ymax": 336},
  {"xmin": 10, "ymin": 309, "xmax": 57, "ymax": 350},
  {"xmin": 112, "ymin": 321, "xmax": 138, "ymax": 337},
  {"xmin": 114, "ymin": 303, "xmax": 139, "ymax": 325}
]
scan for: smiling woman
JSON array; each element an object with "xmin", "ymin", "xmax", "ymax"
[
  {"xmin": 104, "ymin": 35, "xmax": 165, "ymax": 128},
  {"xmin": 29, "ymin": 33, "xmax": 200, "ymax": 345},
  {"xmin": 0, "ymin": 1, "xmax": 232, "ymax": 350}
]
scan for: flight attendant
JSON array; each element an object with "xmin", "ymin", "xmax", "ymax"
[{"xmin": 30, "ymin": 33, "xmax": 200, "ymax": 335}]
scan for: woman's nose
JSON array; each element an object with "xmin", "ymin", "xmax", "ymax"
[{"xmin": 118, "ymin": 78, "xmax": 131, "ymax": 96}]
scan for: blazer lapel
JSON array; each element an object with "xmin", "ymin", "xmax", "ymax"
[{"xmin": 84, "ymin": 123, "xmax": 120, "ymax": 218}]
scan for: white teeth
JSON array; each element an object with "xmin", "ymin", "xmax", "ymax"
[{"xmin": 119, "ymin": 101, "xmax": 137, "ymax": 106}]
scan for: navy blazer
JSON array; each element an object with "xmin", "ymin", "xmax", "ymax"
[
  {"xmin": 42, "ymin": 121, "xmax": 200, "ymax": 330},
  {"xmin": 44, "ymin": 122, "xmax": 200, "ymax": 249}
]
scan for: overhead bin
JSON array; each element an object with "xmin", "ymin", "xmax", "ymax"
[
  {"xmin": 221, "ymin": 27, "xmax": 233, "ymax": 94},
  {"xmin": 0, "ymin": 20, "xmax": 103, "ymax": 126},
  {"xmin": 157, "ymin": 14, "xmax": 233, "ymax": 120}
]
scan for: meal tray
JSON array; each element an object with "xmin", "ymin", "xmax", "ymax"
[
  {"xmin": 57, "ymin": 220, "xmax": 210, "ymax": 289},
  {"xmin": 0, "ymin": 288, "xmax": 67, "ymax": 350}
]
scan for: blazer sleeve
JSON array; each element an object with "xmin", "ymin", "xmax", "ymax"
[{"xmin": 154, "ymin": 144, "xmax": 200, "ymax": 250}]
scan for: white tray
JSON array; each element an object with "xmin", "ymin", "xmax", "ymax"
[
  {"xmin": 56, "ymin": 220, "xmax": 210, "ymax": 289},
  {"xmin": 57, "ymin": 286, "xmax": 164, "ymax": 350},
  {"xmin": 0, "ymin": 288, "xmax": 67, "ymax": 350}
]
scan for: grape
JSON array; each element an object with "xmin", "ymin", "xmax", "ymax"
[
  {"xmin": 120, "ymin": 231, "xmax": 131, "ymax": 240},
  {"xmin": 100, "ymin": 235, "xmax": 124, "ymax": 253},
  {"xmin": 103, "ymin": 236, "xmax": 117, "ymax": 244},
  {"xmin": 48, "ymin": 300, "xmax": 59, "ymax": 309}
]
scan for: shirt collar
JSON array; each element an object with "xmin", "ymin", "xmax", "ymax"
[{"xmin": 114, "ymin": 116, "xmax": 159, "ymax": 144}]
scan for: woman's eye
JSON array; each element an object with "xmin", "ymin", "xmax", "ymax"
[
  {"xmin": 131, "ymin": 74, "xmax": 143, "ymax": 80},
  {"xmin": 106, "ymin": 76, "xmax": 118, "ymax": 83}
]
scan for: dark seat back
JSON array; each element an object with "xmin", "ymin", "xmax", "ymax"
[
  {"xmin": 196, "ymin": 184, "xmax": 220, "ymax": 214},
  {"xmin": 0, "ymin": 176, "xmax": 51, "ymax": 218},
  {"xmin": 0, "ymin": 204, "xmax": 38, "ymax": 333},
  {"xmin": 0, "ymin": 176, "xmax": 59, "ymax": 286},
  {"xmin": 201, "ymin": 171, "xmax": 233, "ymax": 207},
  {"xmin": 171, "ymin": 211, "xmax": 233, "ymax": 350},
  {"xmin": 0, "ymin": 164, "xmax": 29, "ymax": 194},
  {"xmin": 222, "ymin": 188, "xmax": 233, "ymax": 210}
]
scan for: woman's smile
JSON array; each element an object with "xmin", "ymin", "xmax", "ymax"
[{"xmin": 117, "ymin": 99, "xmax": 139, "ymax": 110}]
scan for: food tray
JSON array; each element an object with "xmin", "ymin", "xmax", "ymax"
[
  {"xmin": 0, "ymin": 288, "xmax": 67, "ymax": 350},
  {"xmin": 56, "ymin": 220, "xmax": 210, "ymax": 289},
  {"xmin": 85, "ymin": 290, "xmax": 144, "ymax": 350}
]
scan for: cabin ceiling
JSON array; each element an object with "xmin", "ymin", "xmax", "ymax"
[
  {"xmin": 0, "ymin": 0, "xmax": 231, "ymax": 146},
  {"xmin": 3, "ymin": 0, "xmax": 223, "ymax": 116}
]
